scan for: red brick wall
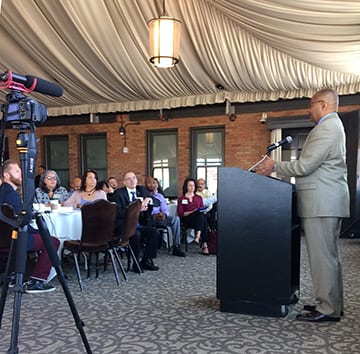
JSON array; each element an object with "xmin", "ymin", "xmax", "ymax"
[{"xmin": 5, "ymin": 104, "xmax": 360, "ymax": 191}]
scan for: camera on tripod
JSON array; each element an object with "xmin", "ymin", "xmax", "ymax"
[
  {"xmin": 0, "ymin": 69, "xmax": 64, "ymax": 130},
  {"xmin": 1, "ymin": 91, "xmax": 48, "ymax": 129}
]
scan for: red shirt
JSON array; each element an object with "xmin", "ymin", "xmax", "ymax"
[{"xmin": 177, "ymin": 194, "xmax": 204, "ymax": 218}]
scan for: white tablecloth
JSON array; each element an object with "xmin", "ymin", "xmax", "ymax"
[
  {"xmin": 40, "ymin": 210, "xmax": 82, "ymax": 240},
  {"xmin": 30, "ymin": 209, "xmax": 82, "ymax": 282}
]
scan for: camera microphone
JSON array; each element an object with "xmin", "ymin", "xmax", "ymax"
[{"xmin": 0, "ymin": 70, "xmax": 64, "ymax": 97}]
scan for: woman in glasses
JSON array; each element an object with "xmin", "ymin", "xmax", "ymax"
[{"xmin": 35, "ymin": 169, "xmax": 69, "ymax": 204}]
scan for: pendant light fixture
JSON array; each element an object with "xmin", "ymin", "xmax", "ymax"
[{"xmin": 148, "ymin": 0, "xmax": 181, "ymax": 68}]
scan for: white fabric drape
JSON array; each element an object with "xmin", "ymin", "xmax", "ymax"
[{"xmin": 0, "ymin": 0, "xmax": 359, "ymax": 116}]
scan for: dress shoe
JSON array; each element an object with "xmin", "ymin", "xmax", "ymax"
[
  {"xmin": 202, "ymin": 245, "xmax": 210, "ymax": 256},
  {"xmin": 173, "ymin": 245, "xmax": 186, "ymax": 257},
  {"xmin": 140, "ymin": 258, "xmax": 159, "ymax": 271},
  {"xmin": 303, "ymin": 304, "xmax": 344, "ymax": 317},
  {"xmin": 296, "ymin": 310, "xmax": 340, "ymax": 322}
]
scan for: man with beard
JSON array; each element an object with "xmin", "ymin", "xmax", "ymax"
[{"xmin": 0, "ymin": 159, "xmax": 60, "ymax": 293}]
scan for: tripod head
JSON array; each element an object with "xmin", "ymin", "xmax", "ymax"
[{"xmin": 0, "ymin": 84, "xmax": 49, "ymax": 226}]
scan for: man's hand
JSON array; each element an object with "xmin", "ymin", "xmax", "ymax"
[
  {"xmin": 255, "ymin": 156, "xmax": 276, "ymax": 176},
  {"xmin": 141, "ymin": 198, "xmax": 151, "ymax": 211},
  {"xmin": 154, "ymin": 212, "xmax": 166, "ymax": 220}
]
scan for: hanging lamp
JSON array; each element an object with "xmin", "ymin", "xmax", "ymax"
[{"xmin": 148, "ymin": 0, "xmax": 181, "ymax": 68}]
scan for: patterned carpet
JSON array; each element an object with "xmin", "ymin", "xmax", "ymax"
[{"xmin": 0, "ymin": 237, "xmax": 359, "ymax": 354}]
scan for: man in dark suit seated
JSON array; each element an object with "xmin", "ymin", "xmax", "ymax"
[{"xmin": 109, "ymin": 171, "xmax": 160, "ymax": 271}]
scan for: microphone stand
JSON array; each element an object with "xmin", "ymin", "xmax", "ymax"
[{"xmin": 248, "ymin": 139, "xmax": 289, "ymax": 172}]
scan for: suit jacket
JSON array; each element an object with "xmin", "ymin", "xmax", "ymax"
[
  {"xmin": 276, "ymin": 112, "xmax": 350, "ymax": 218},
  {"xmin": 109, "ymin": 185, "xmax": 160, "ymax": 235}
]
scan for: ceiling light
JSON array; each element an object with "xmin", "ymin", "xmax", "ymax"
[{"xmin": 148, "ymin": 0, "xmax": 181, "ymax": 68}]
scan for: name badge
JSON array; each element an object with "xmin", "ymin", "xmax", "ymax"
[{"xmin": 182, "ymin": 199, "xmax": 188, "ymax": 205}]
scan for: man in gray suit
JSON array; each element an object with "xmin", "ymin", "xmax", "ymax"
[{"xmin": 256, "ymin": 88, "xmax": 349, "ymax": 322}]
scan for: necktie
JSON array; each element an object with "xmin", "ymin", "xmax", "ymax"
[{"xmin": 131, "ymin": 191, "xmax": 137, "ymax": 201}]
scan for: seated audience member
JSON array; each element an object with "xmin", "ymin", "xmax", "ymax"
[
  {"xmin": 1, "ymin": 159, "xmax": 60, "ymax": 293},
  {"xmin": 64, "ymin": 169, "xmax": 106, "ymax": 208},
  {"xmin": 145, "ymin": 176, "xmax": 185, "ymax": 257},
  {"xmin": 98, "ymin": 180, "xmax": 114, "ymax": 194},
  {"xmin": 111, "ymin": 171, "xmax": 160, "ymax": 271},
  {"xmin": 196, "ymin": 178, "xmax": 217, "ymax": 229},
  {"xmin": 177, "ymin": 177, "xmax": 209, "ymax": 255},
  {"xmin": 107, "ymin": 176, "xmax": 119, "ymax": 191},
  {"xmin": 35, "ymin": 169, "xmax": 69, "ymax": 204},
  {"xmin": 107, "ymin": 176, "xmax": 118, "ymax": 201},
  {"xmin": 34, "ymin": 164, "xmax": 46, "ymax": 188},
  {"xmin": 67, "ymin": 175, "xmax": 82, "ymax": 198},
  {"xmin": 196, "ymin": 178, "xmax": 217, "ymax": 212}
]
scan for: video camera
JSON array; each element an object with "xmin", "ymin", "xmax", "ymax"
[
  {"xmin": 0, "ymin": 69, "xmax": 63, "ymax": 129},
  {"xmin": 2, "ymin": 91, "xmax": 48, "ymax": 129}
]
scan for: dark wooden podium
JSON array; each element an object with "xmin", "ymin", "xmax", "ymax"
[{"xmin": 216, "ymin": 167, "xmax": 300, "ymax": 317}]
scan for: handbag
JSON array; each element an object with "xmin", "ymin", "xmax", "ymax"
[{"xmin": 208, "ymin": 228, "xmax": 217, "ymax": 255}]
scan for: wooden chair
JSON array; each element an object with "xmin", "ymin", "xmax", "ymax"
[
  {"xmin": 111, "ymin": 199, "xmax": 143, "ymax": 275},
  {"xmin": 0, "ymin": 204, "xmax": 14, "ymax": 250},
  {"xmin": 62, "ymin": 199, "xmax": 118, "ymax": 291}
]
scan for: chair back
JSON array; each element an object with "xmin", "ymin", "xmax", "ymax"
[
  {"xmin": 120, "ymin": 199, "xmax": 142, "ymax": 244},
  {"xmin": 0, "ymin": 204, "xmax": 15, "ymax": 249},
  {"xmin": 80, "ymin": 199, "xmax": 117, "ymax": 244}
]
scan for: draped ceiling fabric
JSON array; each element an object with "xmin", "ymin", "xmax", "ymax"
[{"xmin": 0, "ymin": 0, "xmax": 359, "ymax": 117}]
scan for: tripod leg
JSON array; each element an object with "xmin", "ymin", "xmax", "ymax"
[
  {"xmin": 8, "ymin": 228, "xmax": 28, "ymax": 354},
  {"xmin": 0, "ymin": 236, "xmax": 17, "ymax": 329},
  {"xmin": 35, "ymin": 214, "xmax": 92, "ymax": 354}
]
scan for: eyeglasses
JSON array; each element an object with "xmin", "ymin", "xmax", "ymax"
[
  {"xmin": 45, "ymin": 176, "xmax": 57, "ymax": 181},
  {"xmin": 124, "ymin": 176, "xmax": 137, "ymax": 181},
  {"xmin": 309, "ymin": 99, "xmax": 325, "ymax": 107}
]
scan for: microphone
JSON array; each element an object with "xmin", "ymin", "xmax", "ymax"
[
  {"xmin": 0, "ymin": 70, "xmax": 63, "ymax": 97},
  {"xmin": 267, "ymin": 136, "xmax": 293, "ymax": 153}
]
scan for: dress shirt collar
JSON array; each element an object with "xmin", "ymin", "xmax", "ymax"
[{"xmin": 317, "ymin": 112, "xmax": 334, "ymax": 125}]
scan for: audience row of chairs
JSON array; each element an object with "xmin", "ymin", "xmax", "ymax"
[
  {"xmin": 62, "ymin": 199, "xmax": 143, "ymax": 291},
  {"xmin": 0, "ymin": 200, "xmax": 143, "ymax": 292},
  {"xmin": 1, "ymin": 199, "xmax": 217, "ymax": 291}
]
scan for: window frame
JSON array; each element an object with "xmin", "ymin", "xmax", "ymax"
[
  {"xmin": 79, "ymin": 133, "xmax": 107, "ymax": 181},
  {"xmin": 191, "ymin": 126, "xmax": 225, "ymax": 193},
  {"xmin": 43, "ymin": 135, "xmax": 70, "ymax": 188},
  {"xmin": 147, "ymin": 129, "xmax": 178, "ymax": 198}
]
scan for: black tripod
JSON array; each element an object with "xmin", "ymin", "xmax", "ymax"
[{"xmin": 0, "ymin": 130, "xmax": 92, "ymax": 353}]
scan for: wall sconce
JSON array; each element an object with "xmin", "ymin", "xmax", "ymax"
[
  {"xmin": 119, "ymin": 125, "xmax": 126, "ymax": 135},
  {"xmin": 148, "ymin": 0, "xmax": 181, "ymax": 68},
  {"xmin": 119, "ymin": 116, "xmax": 141, "ymax": 135},
  {"xmin": 119, "ymin": 121, "xmax": 141, "ymax": 136},
  {"xmin": 119, "ymin": 119, "xmax": 141, "ymax": 153}
]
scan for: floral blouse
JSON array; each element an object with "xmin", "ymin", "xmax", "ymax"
[{"xmin": 35, "ymin": 186, "xmax": 69, "ymax": 204}]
